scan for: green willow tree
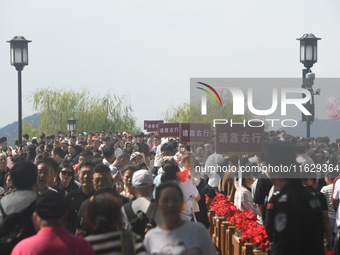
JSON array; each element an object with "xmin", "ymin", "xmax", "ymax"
[
  {"xmin": 165, "ymin": 103, "xmax": 191, "ymax": 123},
  {"xmin": 22, "ymin": 121, "xmax": 41, "ymax": 139},
  {"xmin": 31, "ymin": 87, "xmax": 137, "ymax": 135}
]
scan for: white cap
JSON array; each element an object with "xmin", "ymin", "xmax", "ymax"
[{"xmin": 132, "ymin": 170, "xmax": 153, "ymax": 188}]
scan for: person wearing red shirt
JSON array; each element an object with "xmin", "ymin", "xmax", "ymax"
[{"xmin": 11, "ymin": 191, "xmax": 95, "ymax": 255}]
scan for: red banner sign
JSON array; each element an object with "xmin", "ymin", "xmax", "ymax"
[
  {"xmin": 215, "ymin": 122, "xmax": 264, "ymax": 153},
  {"xmin": 180, "ymin": 123, "xmax": 211, "ymax": 143},
  {"xmin": 144, "ymin": 120, "xmax": 164, "ymax": 131},
  {"xmin": 158, "ymin": 123, "xmax": 180, "ymax": 138}
]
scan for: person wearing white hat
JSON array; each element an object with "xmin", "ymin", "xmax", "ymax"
[{"xmin": 121, "ymin": 170, "xmax": 162, "ymax": 238}]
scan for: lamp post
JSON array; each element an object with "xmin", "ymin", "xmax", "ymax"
[
  {"xmin": 67, "ymin": 117, "xmax": 77, "ymax": 135},
  {"xmin": 7, "ymin": 36, "xmax": 31, "ymax": 146},
  {"xmin": 297, "ymin": 33, "xmax": 321, "ymax": 138}
]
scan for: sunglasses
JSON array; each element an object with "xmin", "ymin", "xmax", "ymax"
[{"xmin": 61, "ymin": 171, "xmax": 73, "ymax": 177}]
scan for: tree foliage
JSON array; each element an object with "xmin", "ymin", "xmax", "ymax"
[
  {"xmin": 165, "ymin": 103, "xmax": 191, "ymax": 123},
  {"xmin": 31, "ymin": 87, "xmax": 137, "ymax": 135},
  {"xmin": 22, "ymin": 121, "xmax": 41, "ymax": 139}
]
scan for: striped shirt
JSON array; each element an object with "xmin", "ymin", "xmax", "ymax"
[{"xmin": 86, "ymin": 230, "xmax": 147, "ymax": 255}]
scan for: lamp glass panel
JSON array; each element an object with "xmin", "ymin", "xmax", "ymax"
[
  {"xmin": 22, "ymin": 48, "xmax": 28, "ymax": 64},
  {"xmin": 313, "ymin": 44, "xmax": 317, "ymax": 62},
  {"xmin": 10, "ymin": 47, "xmax": 14, "ymax": 65},
  {"xmin": 14, "ymin": 48, "xmax": 23, "ymax": 64},
  {"xmin": 67, "ymin": 120, "xmax": 76, "ymax": 132},
  {"xmin": 305, "ymin": 45, "xmax": 313, "ymax": 61},
  {"xmin": 300, "ymin": 45, "xmax": 305, "ymax": 62}
]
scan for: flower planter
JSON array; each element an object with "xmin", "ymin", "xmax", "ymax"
[
  {"xmin": 252, "ymin": 250, "xmax": 266, "ymax": 255},
  {"xmin": 226, "ymin": 226, "xmax": 235, "ymax": 255},
  {"xmin": 220, "ymin": 221, "xmax": 230, "ymax": 255},
  {"xmin": 208, "ymin": 193, "xmax": 270, "ymax": 254},
  {"xmin": 232, "ymin": 234, "xmax": 244, "ymax": 255},
  {"xmin": 241, "ymin": 243, "xmax": 254, "ymax": 255},
  {"xmin": 213, "ymin": 216, "xmax": 225, "ymax": 253},
  {"xmin": 208, "ymin": 210, "xmax": 216, "ymax": 237}
]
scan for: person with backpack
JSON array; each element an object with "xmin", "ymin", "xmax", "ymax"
[
  {"xmin": 122, "ymin": 169, "xmax": 162, "ymax": 239},
  {"xmin": 0, "ymin": 161, "xmax": 38, "ymax": 255}
]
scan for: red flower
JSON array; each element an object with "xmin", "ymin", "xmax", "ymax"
[
  {"xmin": 209, "ymin": 193, "xmax": 270, "ymax": 252},
  {"xmin": 210, "ymin": 193, "xmax": 238, "ymax": 219},
  {"xmin": 229, "ymin": 210, "xmax": 269, "ymax": 251}
]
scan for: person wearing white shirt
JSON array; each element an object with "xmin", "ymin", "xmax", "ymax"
[
  {"xmin": 204, "ymin": 153, "xmax": 223, "ymax": 188},
  {"xmin": 144, "ymin": 182, "xmax": 215, "ymax": 255}
]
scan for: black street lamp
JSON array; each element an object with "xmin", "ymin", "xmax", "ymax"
[
  {"xmin": 67, "ymin": 117, "xmax": 77, "ymax": 133},
  {"xmin": 7, "ymin": 36, "xmax": 32, "ymax": 146},
  {"xmin": 297, "ymin": 33, "xmax": 321, "ymax": 138}
]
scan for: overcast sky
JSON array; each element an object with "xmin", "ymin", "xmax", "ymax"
[{"xmin": 0, "ymin": 0, "xmax": 339, "ymax": 131}]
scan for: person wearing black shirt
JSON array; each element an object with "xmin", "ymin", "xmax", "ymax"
[
  {"xmin": 264, "ymin": 142, "xmax": 324, "ymax": 255},
  {"xmin": 65, "ymin": 162, "xmax": 95, "ymax": 232},
  {"xmin": 303, "ymin": 177, "xmax": 331, "ymax": 250},
  {"xmin": 253, "ymin": 175, "xmax": 273, "ymax": 217}
]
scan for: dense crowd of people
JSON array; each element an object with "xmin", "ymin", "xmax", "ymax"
[{"xmin": 0, "ymin": 129, "xmax": 340, "ymax": 255}]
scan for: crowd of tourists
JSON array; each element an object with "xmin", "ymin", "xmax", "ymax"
[{"xmin": 0, "ymin": 129, "xmax": 340, "ymax": 255}]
